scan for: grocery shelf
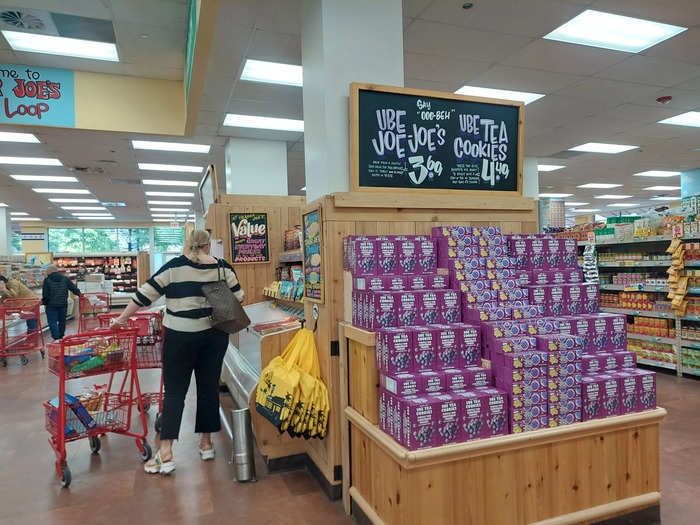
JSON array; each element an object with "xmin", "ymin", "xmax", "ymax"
[
  {"xmin": 685, "ymin": 261, "xmax": 700, "ymax": 267},
  {"xmin": 600, "ymin": 307, "xmax": 675, "ymax": 319},
  {"xmin": 687, "ymin": 287, "xmax": 700, "ymax": 294},
  {"xmin": 279, "ymin": 250, "xmax": 303, "ymax": 263},
  {"xmin": 598, "ymin": 261, "xmax": 670, "ymax": 268},
  {"xmin": 599, "ymin": 284, "xmax": 668, "ymax": 292},
  {"xmin": 636, "ymin": 357, "xmax": 677, "ymax": 371},
  {"xmin": 578, "ymin": 233, "xmax": 700, "ymax": 247},
  {"xmin": 681, "ymin": 340, "xmax": 700, "ymax": 349},
  {"xmin": 683, "ymin": 315, "xmax": 700, "ymax": 321},
  {"xmin": 682, "ymin": 367, "xmax": 700, "ymax": 376},
  {"xmin": 627, "ymin": 334, "xmax": 676, "ymax": 345}
]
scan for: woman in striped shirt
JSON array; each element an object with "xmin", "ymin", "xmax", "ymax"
[{"xmin": 112, "ymin": 229, "xmax": 244, "ymax": 474}]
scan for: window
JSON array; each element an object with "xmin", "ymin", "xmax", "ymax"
[
  {"xmin": 118, "ymin": 228, "xmax": 150, "ymax": 251},
  {"xmin": 11, "ymin": 231, "xmax": 21, "ymax": 253},
  {"xmin": 48, "ymin": 228, "xmax": 83, "ymax": 253},
  {"xmin": 153, "ymin": 227, "xmax": 185, "ymax": 252},
  {"xmin": 83, "ymin": 228, "xmax": 119, "ymax": 252}
]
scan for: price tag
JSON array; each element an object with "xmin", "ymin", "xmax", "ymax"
[{"xmin": 624, "ymin": 261, "xmax": 635, "ymax": 267}]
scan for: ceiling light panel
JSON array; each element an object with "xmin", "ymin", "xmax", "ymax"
[
  {"xmin": 2, "ymin": 30, "xmax": 119, "ymax": 61},
  {"xmin": 565, "ymin": 202, "xmax": 589, "ymax": 206},
  {"xmin": 49, "ymin": 198, "xmax": 99, "ymax": 203},
  {"xmin": 153, "ymin": 218, "xmax": 183, "ymax": 222},
  {"xmin": 138, "ymin": 163, "xmax": 203, "ymax": 173},
  {"xmin": 543, "ymin": 9, "xmax": 687, "ymax": 53},
  {"xmin": 454, "ymin": 86, "xmax": 544, "ymax": 105},
  {"xmin": 569, "ymin": 143, "xmax": 638, "ymax": 154},
  {"xmin": 643, "ymin": 186, "xmax": 680, "ymax": 191},
  {"xmin": 61, "ymin": 206, "xmax": 106, "ymax": 211},
  {"xmin": 595, "ymin": 195, "xmax": 633, "ymax": 199},
  {"xmin": 142, "ymin": 180, "xmax": 199, "ymax": 187},
  {"xmin": 240, "ymin": 59, "xmax": 303, "ymax": 87},
  {"xmin": 607, "ymin": 203, "xmax": 640, "ymax": 207},
  {"xmin": 75, "ymin": 216, "xmax": 115, "ymax": 220},
  {"xmin": 11, "ymin": 217, "xmax": 40, "ymax": 221},
  {"xmin": 538, "ymin": 165, "xmax": 565, "ymax": 172},
  {"xmin": 573, "ymin": 208, "xmax": 601, "ymax": 212},
  {"xmin": 11, "ymin": 175, "xmax": 78, "ymax": 182},
  {"xmin": 0, "ymin": 132, "xmax": 39, "ymax": 143},
  {"xmin": 538, "ymin": 193, "xmax": 573, "ymax": 198},
  {"xmin": 633, "ymin": 171, "xmax": 681, "ymax": 178},
  {"xmin": 132, "ymin": 140, "xmax": 211, "ymax": 153},
  {"xmin": 149, "ymin": 208, "xmax": 190, "ymax": 212},
  {"xmin": 10, "ymin": 212, "xmax": 28, "ymax": 216},
  {"xmin": 147, "ymin": 201, "xmax": 192, "ymax": 206},
  {"xmin": 651, "ymin": 196, "xmax": 682, "ymax": 201},
  {"xmin": 144, "ymin": 191, "xmax": 194, "ymax": 197},
  {"xmin": 33, "ymin": 188, "xmax": 90, "ymax": 194},
  {"xmin": 659, "ymin": 111, "xmax": 700, "ymax": 128},
  {"xmin": 223, "ymin": 114, "xmax": 304, "ymax": 132},
  {"xmin": 0, "ymin": 156, "xmax": 61, "ymax": 165},
  {"xmin": 577, "ymin": 183, "xmax": 622, "ymax": 189}
]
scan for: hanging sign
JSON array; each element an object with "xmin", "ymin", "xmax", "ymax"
[
  {"xmin": 230, "ymin": 212, "xmax": 269, "ymax": 264},
  {"xmin": 21, "ymin": 232, "xmax": 44, "ymax": 241},
  {"xmin": 302, "ymin": 207, "xmax": 324, "ymax": 303},
  {"xmin": 0, "ymin": 64, "xmax": 75, "ymax": 127},
  {"xmin": 350, "ymin": 83, "xmax": 522, "ymax": 193}
]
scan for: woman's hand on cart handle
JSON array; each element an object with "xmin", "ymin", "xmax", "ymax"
[{"xmin": 110, "ymin": 316, "xmax": 128, "ymax": 330}]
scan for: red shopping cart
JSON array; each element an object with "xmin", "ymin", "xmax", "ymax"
[
  {"xmin": 44, "ymin": 328, "xmax": 152, "ymax": 487},
  {"xmin": 98, "ymin": 312, "xmax": 164, "ymax": 433},
  {"xmin": 1, "ymin": 297, "xmax": 46, "ymax": 367},
  {"xmin": 78, "ymin": 293, "xmax": 111, "ymax": 332}
]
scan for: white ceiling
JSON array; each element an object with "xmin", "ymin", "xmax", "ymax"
[{"xmin": 0, "ymin": 0, "xmax": 699, "ymax": 221}]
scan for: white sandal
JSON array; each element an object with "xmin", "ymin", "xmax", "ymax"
[
  {"xmin": 199, "ymin": 446, "xmax": 215, "ymax": 460},
  {"xmin": 144, "ymin": 451, "xmax": 176, "ymax": 474}
]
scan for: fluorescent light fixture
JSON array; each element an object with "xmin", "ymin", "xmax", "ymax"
[
  {"xmin": 101, "ymin": 202, "xmax": 126, "ymax": 207},
  {"xmin": 538, "ymin": 193, "xmax": 573, "ymax": 198},
  {"xmin": 569, "ymin": 143, "xmax": 638, "ymax": 154},
  {"xmin": 151, "ymin": 213, "xmax": 187, "ymax": 217},
  {"xmin": 189, "ymin": 214, "xmax": 195, "ymax": 218},
  {"xmin": 455, "ymin": 85, "xmax": 544, "ymax": 105},
  {"xmin": 0, "ymin": 203, "xmax": 5, "ymax": 207},
  {"xmin": 659, "ymin": 111, "xmax": 700, "ymax": 128},
  {"xmin": 538, "ymin": 165, "xmax": 565, "ymax": 172},
  {"xmin": 11, "ymin": 217, "xmax": 40, "ymax": 221},
  {"xmin": 573, "ymin": 208, "xmax": 600, "ymax": 213},
  {"xmin": 223, "ymin": 113, "xmax": 304, "ymax": 132},
  {"xmin": 0, "ymin": 132, "xmax": 39, "ymax": 143},
  {"xmin": 300, "ymin": 186, "xmax": 307, "ymax": 191},
  {"xmin": 565, "ymin": 202, "xmax": 589, "ymax": 207},
  {"xmin": 70, "ymin": 212, "xmax": 112, "ymax": 216},
  {"xmin": 138, "ymin": 163, "xmax": 203, "ymax": 173},
  {"xmin": 0, "ymin": 156, "xmax": 61, "ymax": 165},
  {"xmin": 145, "ymin": 191, "xmax": 194, "ymax": 197},
  {"xmin": 651, "ymin": 196, "xmax": 682, "ymax": 201},
  {"xmin": 153, "ymin": 218, "xmax": 182, "ymax": 222},
  {"xmin": 75, "ymin": 216, "xmax": 115, "ymax": 220},
  {"xmin": 48, "ymin": 198, "xmax": 99, "ymax": 203},
  {"xmin": 643, "ymin": 186, "xmax": 681, "ymax": 191},
  {"xmin": 147, "ymin": 200, "xmax": 192, "ymax": 206},
  {"xmin": 142, "ymin": 179, "xmax": 199, "ymax": 187},
  {"xmin": 10, "ymin": 212, "xmax": 28, "ymax": 216},
  {"xmin": 543, "ymin": 9, "xmax": 686, "ymax": 53},
  {"xmin": 594, "ymin": 194, "xmax": 633, "ymax": 199},
  {"xmin": 2, "ymin": 30, "xmax": 119, "ymax": 61},
  {"xmin": 577, "ymin": 183, "xmax": 622, "ymax": 189},
  {"xmin": 633, "ymin": 170, "xmax": 681, "ymax": 178},
  {"xmin": 149, "ymin": 208, "xmax": 190, "ymax": 212},
  {"xmin": 33, "ymin": 188, "xmax": 90, "ymax": 194},
  {"xmin": 61, "ymin": 206, "xmax": 106, "ymax": 211},
  {"xmin": 132, "ymin": 140, "xmax": 210, "ymax": 153},
  {"xmin": 240, "ymin": 59, "xmax": 303, "ymax": 87},
  {"xmin": 607, "ymin": 203, "xmax": 640, "ymax": 207},
  {"xmin": 11, "ymin": 175, "xmax": 78, "ymax": 182}
]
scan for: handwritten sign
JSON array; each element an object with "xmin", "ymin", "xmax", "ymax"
[
  {"xmin": 351, "ymin": 84, "xmax": 522, "ymax": 193},
  {"xmin": 230, "ymin": 212, "xmax": 269, "ymax": 264},
  {"xmin": 302, "ymin": 207, "xmax": 324, "ymax": 303},
  {"xmin": 0, "ymin": 64, "xmax": 75, "ymax": 127}
]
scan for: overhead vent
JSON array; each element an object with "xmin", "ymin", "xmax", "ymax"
[
  {"xmin": 0, "ymin": 7, "xmax": 115, "ymax": 42},
  {"xmin": 111, "ymin": 178, "xmax": 141, "ymax": 185},
  {"xmin": 97, "ymin": 159, "xmax": 118, "ymax": 164},
  {"xmin": 548, "ymin": 150, "xmax": 588, "ymax": 159},
  {"xmin": 0, "ymin": 10, "xmax": 44, "ymax": 30},
  {"xmin": 72, "ymin": 166, "xmax": 105, "ymax": 174}
]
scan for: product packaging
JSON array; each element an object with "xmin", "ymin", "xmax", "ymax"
[{"xmin": 376, "ymin": 328, "xmax": 414, "ymax": 374}]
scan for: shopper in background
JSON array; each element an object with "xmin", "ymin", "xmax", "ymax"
[
  {"xmin": 111, "ymin": 229, "xmax": 244, "ymax": 475},
  {"xmin": 0, "ymin": 274, "xmax": 39, "ymax": 333},
  {"xmin": 42, "ymin": 265, "xmax": 81, "ymax": 341}
]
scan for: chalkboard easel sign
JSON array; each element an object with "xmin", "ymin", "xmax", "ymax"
[
  {"xmin": 350, "ymin": 83, "xmax": 523, "ymax": 195},
  {"xmin": 301, "ymin": 206, "xmax": 324, "ymax": 304},
  {"xmin": 229, "ymin": 212, "xmax": 270, "ymax": 264}
]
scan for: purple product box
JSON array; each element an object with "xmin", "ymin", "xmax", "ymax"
[
  {"xmin": 439, "ymin": 289, "xmax": 461, "ymax": 320},
  {"xmin": 455, "ymin": 323, "xmax": 482, "ymax": 368},
  {"xmin": 527, "ymin": 285, "xmax": 547, "ymax": 307},
  {"xmin": 399, "ymin": 395, "xmax": 440, "ymax": 449},
  {"xmin": 511, "ymin": 402, "xmax": 548, "ymax": 422},
  {"xmin": 512, "ymin": 304, "xmax": 546, "ymax": 320},
  {"xmin": 379, "ymin": 388, "xmax": 394, "ymax": 436},
  {"xmin": 434, "ymin": 325, "xmax": 460, "ymax": 369},
  {"xmin": 548, "ymin": 361, "xmax": 583, "ymax": 378},
  {"xmin": 482, "ymin": 320, "xmax": 529, "ymax": 340},
  {"xmin": 582, "ymin": 374, "xmax": 620, "ymax": 421},
  {"xmin": 414, "ymin": 327, "xmax": 438, "ymax": 371},
  {"xmin": 458, "ymin": 387, "xmax": 508, "ymax": 440},
  {"xmin": 548, "ymin": 348, "xmax": 584, "ymax": 366},
  {"xmin": 488, "ymin": 336, "xmax": 539, "ymax": 356},
  {"xmin": 368, "ymin": 291, "xmax": 398, "ymax": 330},
  {"xmin": 544, "ymin": 237, "xmax": 563, "ymax": 269},
  {"xmin": 419, "ymin": 371, "xmax": 446, "ymax": 394},
  {"xmin": 566, "ymin": 269, "xmax": 584, "ymax": 284},
  {"xmin": 381, "ymin": 373, "xmax": 420, "ymax": 397},
  {"xmin": 547, "ymin": 374, "xmax": 582, "ymax": 391},
  {"xmin": 556, "ymin": 317, "xmax": 574, "ymax": 334},
  {"xmin": 502, "ymin": 389, "xmax": 547, "ymax": 411},
  {"xmin": 509, "ymin": 238, "xmax": 529, "ymax": 269},
  {"xmin": 514, "ymin": 271, "xmax": 532, "ymax": 286},
  {"xmin": 443, "ymin": 367, "xmax": 492, "ymax": 391},
  {"xmin": 463, "ymin": 289, "xmax": 497, "ymax": 306},
  {"xmin": 349, "ymin": 238, "xmax": 378, "ymax": 276},
  {"xmin": 418, "ymin": 290, "xmax": 440, "ymax": 325},
  {"xmin": 582, "ymin": 283, "xmax": 601, "ymax": 314},
  {"xmin": 438, "ymin": 245, "xmax": 478, "ymax": 262},
  {"xmin": 397, "ymin": 239, "xmax": 419, "ymax": 275},
  {"xmin": 582, "ymin": 354, "xmax": 605, "ymax": 375},
  {"xmin": 432, "ymin": 226, "xmax": 473, "ymax": 239},
  {"xmin": 429, "ymin": 273, "xmax": 450, "ymax": 290},
  {"xmin": 461, "ymin": 279, "xmax": 492, "ymax": 293},
  {"xmin": 528, "ymin": 317, "xmax": 561, "ymax": 336},
  {"xmin": 417, "ymin": 239, "xmax": 437, "ymax": 273},
  {"xmin": 430, "ymin": 393, "xmax": 462, "ymax": 446},
  {"xmin": 545, "ymin": 285, "xmax": 567, "ymax": 316},
  {"xmin": 491, "ymin": 350, "xmax": 548, "ymax": 370},
  {"xmin": 376, "ymin": 328, "xmax": 414, "ymax": 374},
  {"xmin": 536, "ymin": 334, "xmax": 583, "ymax": 352},
  {"xmin": 511, "ymin": 415, "xmax": 549, "ymax": 433},
  {"xmin": 548, "ymin": 411, "xmax": 582, "ymax": 427},
  {"xmin": 408, "ymin": 273, "xmax": 448, "ymax": 290},
  {"xmin": 487, "ymin": 268, "xmax": 518, "ymax": 281},
  {"xmin": 614, "ymin": 350, "xmax": 637, "ymax": 369},
  {"xmin": 462, "ymin": 305, "xmax": 512, "ymax": 323},
  {"xmin": 571, "ymin": 316, "xmax": 594, "ymax": 351},
  {"xmin": 491, "ymin": 279, "xmax": 519, "ymax": 291},
  {"xmin": 496, "ymin": 364, "xmax": 548, "ymax": 383},
  {"xmin": 451, "ymin": 269, "xmax": 489, "ymax": 288},
  {"xmin": 566, "ymin": 284, "xmax": 583, "ymax": 315},
  {"xmin": 590, "ymin": 313, "xmax": 626, "ymax": 350},
  {"xmin": 377, "ymin": 239, "xmax": 399, "ymax": 274},
  {"xmin": 394, "ymin": 291, "xmax": 420, "ymax": 327},
  {"xmin": 529, "ymin": 238, "xmax": 546, "ymax": 269},
  {"xmin": 548, "ymin": 384, "xmax": 581, "ymax": 404},
  {"xmin": 530, "ymin": 269, "xmax": 551, "ymax": 285},
  {"xmin": 598, "ymin": 352, "xmax": 619, "ymax": 371},
  {"xmin": 617, "ymin": 369, "xmax": 656, "ymax": 413},
  {"xmin": 497, "ymin": 377, "xmax": 548, "ymax": 398},
  {"xmin": 353, "ymin": 275, "xmax": 406, "ymax": 292},
  {"xmin": 497, "ymin": 288, "xmax": 528, "ymax": 303},
  {"xmin": 561, "ymin": 238, "xmax": 579, "ymax": 267}
]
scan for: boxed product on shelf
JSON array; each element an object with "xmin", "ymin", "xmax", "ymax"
[
  {"xmin": 380, "ymin": 371, "xmax": 444, "ymax": 397},
  {"xmin": 617, "ymin": 369, "xmax": 657, "ymax": 414},
  {"xmin": 376, "ymin": 327, "xmax": 413, "ymax": 374}
]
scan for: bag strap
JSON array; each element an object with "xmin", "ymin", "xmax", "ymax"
[{"xmin": 215, "ymin": 257, "xmax": 224, "ymax": 282}]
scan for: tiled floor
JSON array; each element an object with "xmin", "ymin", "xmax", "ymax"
[{"xmin": 0, "ymin": 323, "xmax": 697, "ymax": 524}]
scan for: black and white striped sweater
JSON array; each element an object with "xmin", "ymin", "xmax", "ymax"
[{"xmin": 132, "ymin": 255, "xmax": 244, "ymax": 332}]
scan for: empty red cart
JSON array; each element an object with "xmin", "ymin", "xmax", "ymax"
[
  {"xmin": 1, "ymin": 297, "xmax": 45, "ymax": 366},
  {"xmin": 78, "ymin": 293, "xmax": 111, "ymax": 332}
]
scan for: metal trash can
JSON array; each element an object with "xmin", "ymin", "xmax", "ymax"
[{"xmin": 230, "ymin": 408, "xmax": 256, "ymax": 482}]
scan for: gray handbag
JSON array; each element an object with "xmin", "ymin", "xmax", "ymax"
[{"xmin": 201, "ymin": 259, "xmax": 250, "ymax": 334}]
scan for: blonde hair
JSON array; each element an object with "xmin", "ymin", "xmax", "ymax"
[{"xmin": 187, "ymin": 229, "xmax": 211, "ymax": 262}]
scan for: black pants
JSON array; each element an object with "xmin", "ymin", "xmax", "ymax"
[
  {"xmin": 46, "ymin": 305, "xmax": 67, "ymax": 340},
  {"xmin": 160, "ymin": 327, "xmax": 229, "ymax": 440}
]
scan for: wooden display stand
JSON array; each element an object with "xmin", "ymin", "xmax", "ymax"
[
  {"xmin": 339, "ymin": 323, "xmax": 666, "ymax": 525},
  {"xmin": 302, "ymin": 192, "xmax": 539, "ymax": 498}
]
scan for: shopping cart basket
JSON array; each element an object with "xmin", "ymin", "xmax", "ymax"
[
  {"xmin": 1, "ymin": 297, "xmax": 45, "ymax": 366},
  {"xmin": 78, "ymin": 293, "xmax": 111, "ymax": 332}
]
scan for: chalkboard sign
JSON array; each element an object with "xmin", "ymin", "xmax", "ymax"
[
  {"xmin": 350, "ymin": 83, "xmax": 523, "ymax": 194},
  {"xmin": 230, "ymin": 212, "xmax": 269, "ymax": 264},
  {"xmin": 302, "ymin": 207, "xmax": 324, "ymax": 303}
]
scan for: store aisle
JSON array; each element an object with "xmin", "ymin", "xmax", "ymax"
[{"xmin": 0, "ymin": 321, "xmax": 351, "ymax": 525}]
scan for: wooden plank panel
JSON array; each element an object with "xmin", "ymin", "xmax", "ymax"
[
  {"xmin": 333, "ymin": 192, "xmax": 535, "ymax": 211},
  {"xmin": 356, "ymin": 221, "xmax": 379, "ymax": 235},
  {"xmin": 349, "ymin": 340, "xmax": 379, "ymax": 424}
]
